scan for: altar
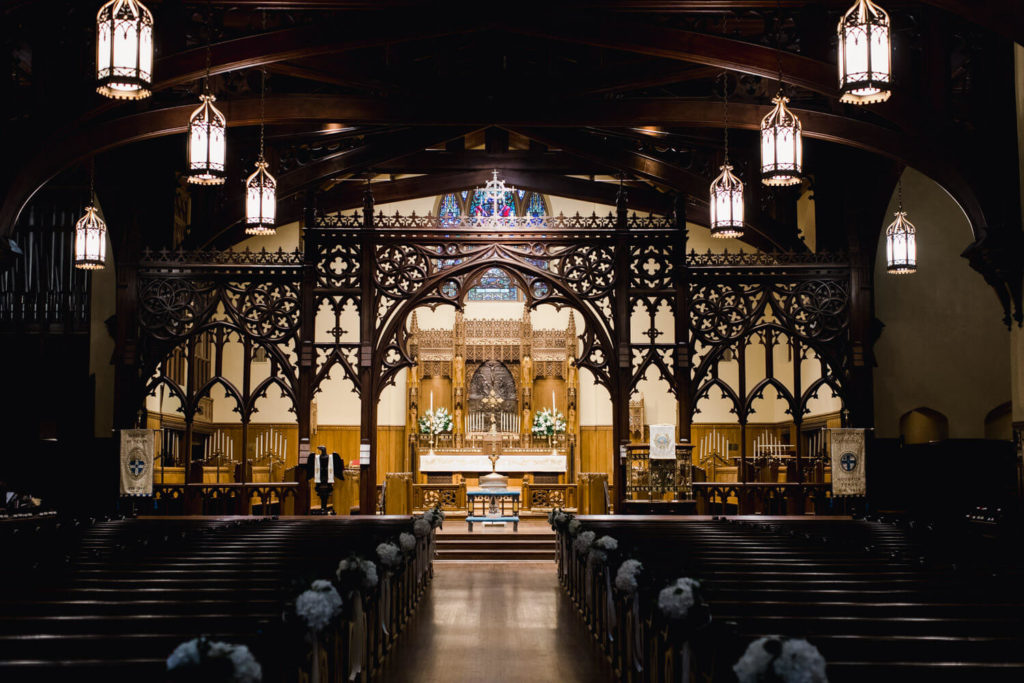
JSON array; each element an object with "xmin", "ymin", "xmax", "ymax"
[
  {"xmin": 406, "ymin": 309, "xmax": 580, "ymax": 485},
  {"xmin": 419, "ymin": 453, "xmax": 567, "ymax": 473}
]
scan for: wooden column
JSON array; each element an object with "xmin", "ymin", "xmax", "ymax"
[
  {"xmin": 792, "ymin": 337, "xmax": 803, "ymax": 484},
  {"xmin": 297, "ymin": 200, "xmax": 318, "ymax": 503},
  {"xmin": 241, "ymin": 338, "xmax": 252, "ymax": 485},
  {"xmin": 359, "ymin": 185, "xmax": 378, "ymax": 514},
  {"xmin": 612, "ymin": 183, "xmax": 630, "ymax": 513},
  {"xmin": 673, "ymin": 194, "xmax": 693, "ymax": 442}
]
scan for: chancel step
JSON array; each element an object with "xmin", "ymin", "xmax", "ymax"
[{"xmin": 435, "ymin": 532, "xmax": 555, "ymax": 561}]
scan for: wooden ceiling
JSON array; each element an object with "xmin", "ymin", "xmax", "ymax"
[{"xmin": 0, "ymin": 1, "xmax": 1020, "ymax": 265}]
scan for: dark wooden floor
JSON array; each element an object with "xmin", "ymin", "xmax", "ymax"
[{"xmin": 374, "ymin": 562, "xmax": 615, "ymax": 683}]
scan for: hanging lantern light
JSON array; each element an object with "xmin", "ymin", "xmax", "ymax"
[
  {"xmin": 710, "ymin": 165, "xmax": 744, "ymax": 238},
  {"xmin": 886, "ymin": 181, "xmax": 916, "ymax": 274},
  {"xmin": 710, "ymin": 72, "xmax": 744, "ymax": 238},
  {"xmin": 96, "ymin": 0, "xmax": 154, "ymax": 100},
  {"xmin": 74, "ymin": 205, "xmax": 108, "ymax": 270},
  {"xmin": 187, "ymin": 93, "xmax": 227, "ymax": 185},
  {"xmin": 760, "ymin": 92, "xmax": 803, "ymax": 187},
  {"xmin": 75, "ymin": 162, "xmax": 107, "ymax": 270},
  {"xmin": 245, "ymin": 161, "xmax": 277, "ymax": 234},
  {"xmin": 838, "ymin": 0, "xmax": 892, "ymax": 105},
  {"xmin": 188, "ymin": 6, "xmax": 226, "ymax": 185},
  {"xmin": 244, "ymin": 64, "xmax": 276, "ymax": 234}
]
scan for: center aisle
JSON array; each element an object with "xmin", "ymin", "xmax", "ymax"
[{"xmin": 374, "ymin": 561, "xmax": 615, "ymax": 682}]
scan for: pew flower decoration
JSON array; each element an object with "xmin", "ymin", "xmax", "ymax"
[
  {"xmin": 167, "ymin": 636, "xmax": 262, "ymax": 683},
  {"xmin": 295, "ymin": 580, "xmax": 343, "ymax": 632},
  {"xmin": 423, "ymin": 504, "xmax": 445, "ymax": 529},
  {"xmin": 376, "ymin": 541, "xmax": 403, "ymax": 570},
  {"xmin": 336, "ymin": 555, "xmax": 378, "ymax": 591},
  {"xmin": 588, "ymin": 535, "xmax": 618, "ymax": 564},
  {"xmin": 574, "ymin": 529, "xmax": 596, "ymax": 556},
  {"xmin": 567, "ymin": 518, "xmax": 583, "ymax": 537},
  {"xmin": 418, "ymin": 407, "xmax": 453, "ymax": 435},
  {"xmin": 547, "ymin": 507, "xmax": 572, "ymax": 532},
  {"xmin": 733, "ymin": 636, "xmax": 827, "ymax": 683},
  {"xmin": 399, "ymin": 532, "xmax": 416, "ymax": 554},
  {"xmin": 413, "ymin": 517, "xmax": 432, "ymax": 538},
  {"xmin": 658, "ymin": 577, "xmax": 701, "ymax": 620},
  {"xmin": 531, "ymin": 407, "xmax": 566, "ymax": 437},
  {"xmin": 615, "ymin": 559, "xmax": 643, "ymax": 595}
]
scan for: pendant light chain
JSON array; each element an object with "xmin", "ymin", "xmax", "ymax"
[
  {"xmin": 897, "ymin": 176, "xmax": 904, "ymax": 212},
  {"xmin": 204, "ymin": 0, "xmax": 213, "ymax": 94},
  {"xmin": 721, "ymin": 72, "xmax": 730, "ymax": 164},
  {"xmin": 89, "ymin": 157, "xmax": 96, "ymax": 204},
  {"xmin": 776, "ymin": 0, "xmax": 785, "ymax": 92},
  {"xmin": 258, "ymin": 11, "xmax": 267, "ymax": 163}
]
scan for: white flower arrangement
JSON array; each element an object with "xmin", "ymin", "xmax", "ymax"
[
  {"xmin": 733, "ymin": 636, "xmax": 827, "ymax": 683},
  {"xmin": 574, "ymin": 529, "xmax": 596, "ymax": 555},
  {"xmin": 413, "ymin": 517, "xmax": 432, "ymax": 538},
  {"xmin": 588, "ymin": 535, "xmax": 618, "ymax": 564},
  {"xmin": 167, "ymin": 636, "xmax": 262, "ymax": 682},
  {"xmin": 376, "ymin": 541, "xmax": 403, "ymax": 569},
  {"xmin": 615, "ymin": 559, "xmax": 643, "ymax": 595},
  {"xmin": 399, "ymin": 532, "xmax": 416, "ymax": 553},
  {"xmin": 567, "ymin": 519, "xmax": 582, "ymax": 537},
  {"xmin": 423, "ymin": 505, "xmax": 445, "ymax": 529},
  {"xmin": 657, "ymin": 577, "xmax": 701, "ymax": 620},
  {"xmin": 336, "ymin": 556, "xmax": 378, "ymax": 589},
  {"xmin": 295, "ymin": 579, "xmax": 343, "ymax": 633},
  {"xmin": 418, "ymin": 407, "xmax": 453, "ymax": 435},
  {"xmin": 547, "ymin": 508, "xmax": 570, "ymax": 530},
  {"xmin": 531, "ymin": 407, "xmax": 567, "ymax": 437}
]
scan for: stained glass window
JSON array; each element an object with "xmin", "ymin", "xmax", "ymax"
[
  {"xmin": 527, "ymin": 192, "xmax": 546, "ymax": 217},
  {"xmin": 469, "ymin": 190, "xmax": 516, "ymax": 217},
  {"xmin": 439, "ymin": 193, "xmax": 461, "ymax": 226},
  {"xmin": 467, "ymin": 267, "xmax": 519, "ymax": 301}
]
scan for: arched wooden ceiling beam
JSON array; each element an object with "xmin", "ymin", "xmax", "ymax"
[
  {"xmin": 150, "ymin": 15, "xmax": 485, "ymax": 95},
  {"xmin": 193, "ymin": 126, "xmax": 481, "ymax": 248},
  {"xmin": 502, "ymin": 127, "xmax": 798, "ymax": 251},
  {"xmin": 0, "ymin": 95, "xmax": 985, "ymax": 241}
]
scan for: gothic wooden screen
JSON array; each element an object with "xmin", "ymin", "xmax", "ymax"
[{"xmin": 125, "ymin": 189, "xmax": 855, "ymax": 513}]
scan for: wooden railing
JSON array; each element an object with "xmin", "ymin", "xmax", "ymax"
[
  {"xmin": 152, "ymin": 482, "xmax": 305, "ymax": 516},
  {"xmin": 692, "ymin": 482, "xmax": 848, "ymax": 516},
  {"xmin": 521, "ymin": 482, "xmax": 576, "ymax": 510},
  {"xmin": 412, "ymin": 483, "xmax": 466, "ymax": 511}
]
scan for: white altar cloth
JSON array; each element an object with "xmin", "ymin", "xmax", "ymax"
[{"xmin": 419, "ymin": 454, "xmax": 567, "ymax": 473}]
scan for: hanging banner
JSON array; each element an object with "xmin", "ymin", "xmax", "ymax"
[
  {"xmin": 120, "ymin": 429, "xmax": 155, "ymax": 497},
  {"xmin": 830, "ymin": 428, "xmax": 867, "ymax": 496},
  {"xmin": 649, "ymin": 424, "xmax": 676, "ymax": 460}
]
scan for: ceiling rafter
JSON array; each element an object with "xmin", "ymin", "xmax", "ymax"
[
  {"xmin": 504, "ymin": 126, "xmax": 797, "ymax": 251},
  {"xmin": 194, "ymin": 126, "xmax": 482, "ymax": 248},
  {"xmin": 0, "ymin": 95, "xmax": 985, "ymax": 240}
]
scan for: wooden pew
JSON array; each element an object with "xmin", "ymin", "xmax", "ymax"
[
  {"xmin": 556, "ymin": 516, "xmax": 1024, "ymax": 682},
  {"xmin": 0, "ymin": 516, "xmax": 436, "ymax": 681}
]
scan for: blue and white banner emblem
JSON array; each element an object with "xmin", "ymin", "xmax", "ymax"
[
  {"xmin": 649, "ymin": 424, "xmax": 676, "ymax": 460},
  {"xmin": 120, "ymin": 429, "xmax": 155, "ymax": 497},
  {"xmin": 829, "ymin": 428, "xmax": 866, "ymax": 496}
]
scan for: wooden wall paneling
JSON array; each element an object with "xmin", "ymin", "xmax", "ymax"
[{"xmin": 579, "ymin": 426, "xmax": 614, "ymax": 476}]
